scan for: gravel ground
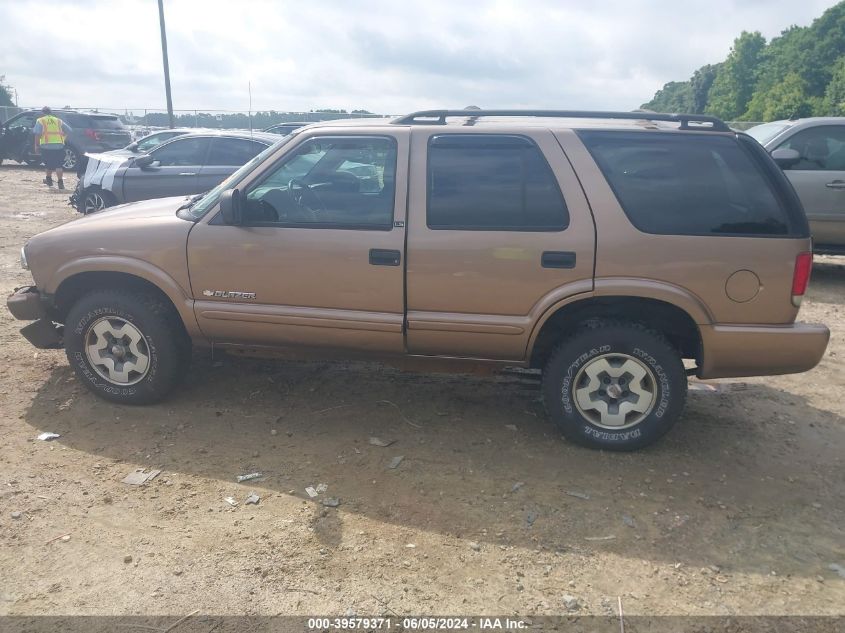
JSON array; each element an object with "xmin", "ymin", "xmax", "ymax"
[{"xmin": 0, "ymin": 163, "xmax": 843, "ymax": 618}]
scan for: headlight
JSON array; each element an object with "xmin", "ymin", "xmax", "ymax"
[{"xmin": 20, "ymin": 245, "xmax": 29, "ymax": 270}]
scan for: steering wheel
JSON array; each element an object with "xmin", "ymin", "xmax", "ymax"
[{"xmin": 287, "ymin": 178, "xmax": 323, "ymax": 219}]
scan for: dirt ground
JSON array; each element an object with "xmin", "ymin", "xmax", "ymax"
[{"xmin": 0, "ymin": 162, "xmax": 843, "ymax": 619}]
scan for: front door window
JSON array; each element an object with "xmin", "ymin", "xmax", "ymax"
[{"xmin": 243, "ymin": 136, "xmax": 397, "ymax": 229}]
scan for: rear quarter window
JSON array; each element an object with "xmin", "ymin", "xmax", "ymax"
[{"xmin": 577, "ymin": 131, "xmax": 802, "ymax": 237}]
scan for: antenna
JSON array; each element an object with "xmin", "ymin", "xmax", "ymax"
[{"xmin": 248, "ymin": 81, "xmax": 253, "ymax": 139}]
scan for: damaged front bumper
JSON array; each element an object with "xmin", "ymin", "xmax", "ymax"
[{"xmin": 6, "ymin": 286, "xmax": 63, "ymax": 349}]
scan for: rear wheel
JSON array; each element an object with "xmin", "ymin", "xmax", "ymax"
[
  {"xmin": 542, "ymin": 321, "xmax": 686, "ymax": 451},
  {"xmin": 64, "ymin": 290, "xmax": 191, "ymax": 404},
  {"xmin": 62, "ymin": 146, "xmax": 79, "ymax": 170}
]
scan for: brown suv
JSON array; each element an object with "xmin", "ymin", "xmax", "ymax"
[{"xmin": 7, "ymin": 110, "xmax": 830, "ymax": 450}]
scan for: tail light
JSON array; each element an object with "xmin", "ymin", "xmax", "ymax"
[
  {"xmin": 84, "ymin": 128, "xmax": 101, "ymax": 141},
  {"xmin": 791, "ymin": 251, "xmax": 813, "ymax": 307}
]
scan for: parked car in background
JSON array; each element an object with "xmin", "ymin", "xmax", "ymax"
[
  {"xmin": 0, "ymin": 109, "xmax": 131, "ymax": 170},
  {"xmin": 10, "ymin": 109, "xmax": 829, "ymax": 451},
  {"xmin": 72, "ymin": 131, "xmax": 277, "ymax": 213},
  {"xmin": 263, "ymin": 122, "xmax": 310, "ymax": 135},
  {"xmin": 747, "ymin": 117, "xmax": 845, "ymax": 254}
]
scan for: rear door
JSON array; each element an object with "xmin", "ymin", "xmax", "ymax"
[
  {"xmin": 775, "ymin": 124, "xmax": 845, "ymax": 246},
  {"xmin": 405, "ymin": 129, "xmax": 596, "ymax": 360},
  {"xmin": 197, "ymin": 137, "xmax": 267, "ymax": 192},
  {"xmin": 121, "ymin": 136, "xmax": 211, "ymax": 202}
]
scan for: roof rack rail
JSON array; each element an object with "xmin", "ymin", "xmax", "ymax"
[{"xmin": 391, "ymin": 109, "xmax": 731, "ymax": 132}]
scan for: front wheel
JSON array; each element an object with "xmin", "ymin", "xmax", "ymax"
[
  {"xmin": 542, "ymin": 321, "xmax": 687, "ymax": 451},
  {"xmin": 64, "ymin": 290, "xmax": 191, "ymax": 405},
  {"xmin": 81, "ymin": 188, "xmax": 116, "ymax": 214}
]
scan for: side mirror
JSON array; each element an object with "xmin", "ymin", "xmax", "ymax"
[
  {"xmin": 135, "ymin": 154, "xmax": 156, "ymax": 169},
  {"xmin": 127, "ymin": 141, "xmax": 139, "ymax": 152},
  {"xmin": 219, "ymin": 189, "xmax": 243, "ymax": 226},
  {"xmin": 771, "ymin": 148, "xmax": 801, "ymax": 168}
]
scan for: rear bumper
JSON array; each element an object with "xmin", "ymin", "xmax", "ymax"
[
  {"xmin": 7, "ymin": 287, "xmax": 63, "ymax": 349},
  {"xmin": 699, "ymin": 322, "xmax": 830, "ymax": 379}
]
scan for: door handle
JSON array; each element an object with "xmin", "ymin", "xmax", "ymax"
[
  {"xmin": 369, "ymin": 249, "xmax": 401, "ymax": 266},
  {"xmin": 178, "ymin": 172, "xmax": 197, "ymax": 176},
  {"xmin": 541, "ymin": 251, "xmax": 577, "ymax": 269},
  {"xmin": 825, "ymin": 180, "xmax": 845, "ymax": 189}
]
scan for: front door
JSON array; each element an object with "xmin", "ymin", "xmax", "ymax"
[
  {"xmin": 776, "ymin": 124, "xmax": 845, "ymax": 247},
  {"xmin": 121, "ymin": 136, "xmax": 210, "ymax": 202},
  {"xmin": 2, "ymin": 112, "xmax": 38, "ymax": 162},
  {"xmin": 187, "ymin": 131, "xmax": 409, "ymax": 353},
  {"xmin": 405, "ymin": 129, "xmax": 596, "ymax": 361}
]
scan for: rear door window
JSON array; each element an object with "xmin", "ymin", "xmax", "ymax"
[
  {"xmin": 207, "ymin": 138, "xmax": 267, "ymax": 166},
  {"xmin": 578, "ymin": 131, "xmax": 796, "ymax": 236},
  {"xmin": 426, "ymin": 134, "xmax": 568, "ymax": 231}
]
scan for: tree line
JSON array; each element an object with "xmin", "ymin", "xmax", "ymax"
[
  {"xmin": 137, "ymin": 109, "xmax": 378, "ymax": 129},
  {"xmin": 642, "ymin": 1, "xmax": 845, "ymax": 121}
]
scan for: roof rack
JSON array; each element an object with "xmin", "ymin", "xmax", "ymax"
[{"xmin": 391, "ymin": 109, "xmax": 731, "ymax": 132}]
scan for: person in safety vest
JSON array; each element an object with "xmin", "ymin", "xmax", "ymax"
[{"xmin": 32, "ymin": 106, "xmax": 72, "ymax": 189}]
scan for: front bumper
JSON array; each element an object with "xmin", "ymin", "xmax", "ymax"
[
  {"xmin": 7, "ymin": 286, "xmax": 63, "ymax": 349},
  {"xmin": 698, "ymin": 322, "xmax": 830, "ymax": 379}
]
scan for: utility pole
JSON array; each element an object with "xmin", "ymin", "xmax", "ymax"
[{"xmin": 157, "ymin": 0, "xmax": 175, "ymax": 128}]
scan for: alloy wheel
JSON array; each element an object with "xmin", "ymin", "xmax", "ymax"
[
  {"xmin": 62, "ymin": 148, "xmax": 77, "ymax": 170},
  {"xmin": 572, "ymin": 353, "xmax": 657, "ymax": 429},
  {"xmin": 84, "ymin": 317, "xmax": 151, "ymax": 385},
  {"xmin": 83, "ymin": 191, "xmax": 107, "ymax": 213}
]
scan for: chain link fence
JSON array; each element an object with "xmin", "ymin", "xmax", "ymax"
[{"xmin": 1, "ymin": 105, "xmax": 765, "ymax": 139}]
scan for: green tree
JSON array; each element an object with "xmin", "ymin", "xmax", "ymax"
[
  {"xmin": 0, "ymin": 76, "xmax": 14, "ymax": 107},
  {"xmin": 743, "ymin": 72, "xmax": 820, "ymax": 120},
  {"xmin": 689, "ymin": 64, "xmax": 720, "ymax": 113},
  {"xmin": 705, "ymin": 31, "xmax": 767, "ymax": 119},
  {"xmin": 640, "ymin": 81, "xmax": 693, "ymax": 112},
  {"xmin": 824, "ymin": 56, "xmax": 845, "ymax": 115}
]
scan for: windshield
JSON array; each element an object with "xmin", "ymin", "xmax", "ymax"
[
  {"xmin": 182, "ymin": 136, "xmax": 292, "ymax": 219},
  {"xmin": 745, "ymin": 122, "xmax": 791, "ymax": 146}
]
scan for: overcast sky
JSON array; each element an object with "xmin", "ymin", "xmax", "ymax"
[{"xmin": 1, "ymin": 0, "xmax": 839, "ymax": 116}]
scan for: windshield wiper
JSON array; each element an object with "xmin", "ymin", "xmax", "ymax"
[{"xmin": 177, "ymin": 192, "xmax": 207, "ymax": 211}]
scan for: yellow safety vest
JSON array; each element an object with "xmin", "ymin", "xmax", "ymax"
[{"xmin": 37, "ymin": 115, "xmax": 66, "ymax": 145}]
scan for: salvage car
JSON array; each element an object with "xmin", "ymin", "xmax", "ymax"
[
  {"xmin": 9, "ymin": 110, "xmax": 830, "ymax": 451},
  {"xmin": 72, "ymin": 131, "xmax": 277, "ymax": 213}
]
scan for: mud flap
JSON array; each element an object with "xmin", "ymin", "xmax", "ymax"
[{"xmin": 20, "ymin": 319, "xmax": 63, "ymax": 349}]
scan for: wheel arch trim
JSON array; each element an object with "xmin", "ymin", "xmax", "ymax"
[
  {"xmin": 525, "ymin": 277, "xmax": 712, "ymax": 359},
  {"xmin": 47, "ymin": 257, "xmax": 202, "ymax": 338}
]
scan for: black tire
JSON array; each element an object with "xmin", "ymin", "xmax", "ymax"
[
  {"xmin": 64, "ymin": 290, "xmax": 191, "ymax": 405},
  {"xmin": 80, "ymin": 188, "xmax": 116, "ymax": 214},
  {"xmin": 62, "ymin": 146, "xmax": 79, "ymax": 170},
  {"xmin": 542, "ymin": 321, "xmax": 686, "ymax": 451}
]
